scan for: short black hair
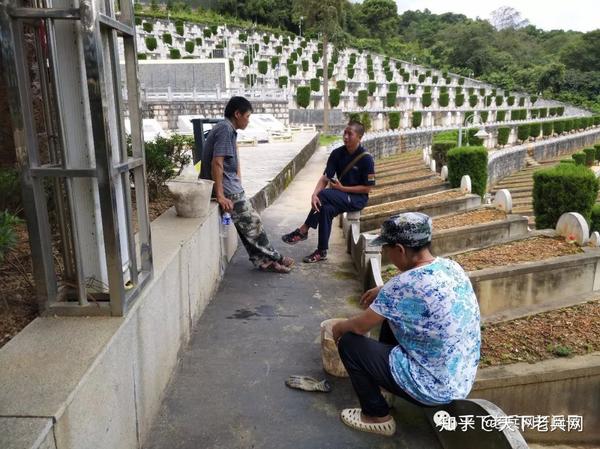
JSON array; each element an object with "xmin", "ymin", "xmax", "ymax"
[
  {"xmin": 347, "ymin": 120, "xmax": 365, "ymax": 138},
  {"xmin": 224, "ymin": 96, "xmax": 253, "ymax": 119},
  {"xmin": 404, "ymin": 242, "xmax": 432, "ymax": 254}
]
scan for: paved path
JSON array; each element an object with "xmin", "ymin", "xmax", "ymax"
[{"xmin": 143, "ymin": 146, "xmax": 440, "ymax": 449}]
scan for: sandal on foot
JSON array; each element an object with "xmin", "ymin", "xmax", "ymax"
[
  {"xmin": 282, "ymin": 228, "xmax": 308, "ymax": 245},
  {"xmin": 279, "ymin": 256, "xmax": 295, "ymax": 268},
  {"xmin": 258, "ymin": 261, "xmax": 291, "ymax": 274},
  {"xmin": 340, "ymin": 408, "xmax": 396, "ymax": 436},
  {"xmin": 285, "ymin": 375, "xmax": 331, "ymax": 393},
  {"xmin": 303, "ymin": 249, "xmax": 327, "ymax": 263}
]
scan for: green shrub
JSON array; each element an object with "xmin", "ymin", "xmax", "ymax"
[
  {"xmin": 309, "ymin": 78, "xmax": 320, "ymax": 92},
  {"xmin": 243, "ymin": 54, "xmax": 252, "ymax": 66},
  {"xmin": 497, "ymin": 127, "xmax": 510, "ymax": 146},
  {"xmin": 162, "ymin": 33, "xmax": 172, "ymax": 45},
  {"xmin": 0, "ymin": 168, "xmax": 21, "ymax": 212},
  {"xmin": 439, "ymin": 93, "xmax": 449, "ymax": 107},
  {"xmin": 539, "ymin": 108, "xmax": 548, "ymax": 118},
  {"xmin": 402, "ymin": 72, "xmax": 409, "ymax": 82},
  {"xmin": 560, "ymin": 159, "xmax": 575, "ymax": 165},
  {"xmin": 511, "ymin": 109, "xmax": 520, "ymax": 121},
  {"xmin": 278, "ymin": 76, "xmax": 288, "ymax": 88},
  {"xmin": 455, "ymin": 94, "xmax": 465, "ymax": 107},
  {"xmin": 422, "ymin": 93, "xmax": 432, "ymax": 107},
  {"xmin": 336, "ymin": 80, "xmax": 346, "ymax": 92},
  {"xmin": 542, "ymin": 121, "xmax": 553, "ymax": 136},
  {"xmin": 479, "ymin": 88, "xmax": 486, "ymax": 96},
  {"xmin": 432, "ymin": 141, "xmax": 455, "ymax": 171},
  {"xmin": 444, "ymin": 77, "xmax": 451, "ymax": 85},
  {"xmin": 357, "ymin": 90, "xmax": 368, "ymax": 107},
  {"xmin": 301, "ymin": 59, "xmax": 308, "ymax": 72},
  {"xmin": 388, "ymin": 112, "xmax": 400, "ymax": 130},
  {"xmin": 283, "ymin": 37, "xmax": 290, "ymax": 46},
  {"xmin": 386, "ymin": 71, "xmax": 393, "ymax": 82},
  {"xmin": 530, "ymin": 95, "xmax": 538, "ymax": 104},
  {"xmin": 520, "ymin": 109, "xmax": 528, "ymax": 120},
  {"xmin": 584, "ymin": 148, "xmax": 596, "ymax": 166},
  {"xmin": 203, "ymin": 28, "xmax": 212, "ymax": 38},
  {"xmin": 495, "ymin": 95, "xmax": 504, "ymax": 106},
  {"xmin": 347, "ymin": 67, "xmax": 355, "ymax": 79},
  {"xmin": 593, "ymin": 116, "xmax": 600, "ymax": 125},
  {"xmin": 195, "ymin": 37, "xmax": 202, "ymax": 46},
  {"xmin": 137, "ymin": 52, "xmax": 147, "ymax": 60},
  {"xmin": 531, "ymin": 109, "xmax": 539, "ymax": 119},
  {"xmin": 533, "ymin": 164, "xmax": 598, "ymax": 229},
  {"xmin": 467, "ymin": 128, "xmax": 484, "ymax": 146},
  {"xmin": 287, "ymin": 63, "xmax": 297, "ymax": 76},
  {"xmin": 389, "ymin": 82, "xmax": 398, "ymax": 92},
  {"xmin": 169, "ymin": 48, "xmax": 181, "ymax": 59},
  {"xmin": 491, "ymin": 89, "xmax": 497, "ymax": 96},
  {"xmin": 238, "ymin": 33, "xmax": 247, "ymax": 42},
  {"xmin": 458, "ymin": 78, "xmax": 465, "ymax": 85},
  {"xmin": 418, "ymin": 74, "xmax": 425, "ymax": 83},
  {"xmin": 408, "ymin": 84, "xmax": 417, "ymax": 94},
  {"xmin": 519, "ymin": 97, "xmax": 525, "ymax": 107},
  {"xmin": 229, "ymin": 59, "xmax": 234, "ymax": 73},
  {"xmin": 143, "ymin": 22, "xmax": 153, "ymax": 33},
  {"xmin": 592, "ymin": 204, "xmax": 600, "ymax": 233},
  {"xmin": 270, "ymin": 56, "xmax": 279, "ymax": 68},
  {"xmin": 0, "ymin": 211, "xmax": 21, "ymax": 265},
  {"xmin": 176, "ymin": 24, "xmax": 184, "ymax": 36},
  {"xmin": 289, "ymin": 51, "xmax": 298, "ymax": 62},
  {"xmin": 557, "ymin": 106, "xmax": 565, "ymax": 116},
  {"xmin": 572, "ymin": 152, "xmax": 586, "ymax": 165},
  {"xmin": 426, "ymin": 70, "xmax": 431, "ymax": 77},
  {"xmin": 315, "ymin": 67, "xmax": 323, "ymax": 78},
  {"xmin": 368, "ymin": 81, "xmax": 376, "ymax": 95},
  {"xmin": 275, "ymin": 45, "xmax": 282, "ymax": 54},
  {"xmin": 386, "ymin": 92, "xmax": 397, "ymax": 108},
  {"xmin": 258, "ymin": 60, "xmax": 268, "ymax": 75},
  {"xmin": 360, "ymin": 112, "xmax": 372, "ymax": 131},
  {"xmin": 442, "ymin": 71, "xmax": 448, "ymax": 78},
  {"xmin": 135, "ymin": 17, "xmax": 142, "ymax": 26},
  {"xmin": 507, "ymin": 96, "xmax": 515, "ymax": 106},
  {"xmin": 300, "ymin": 40, "xmax": 307, "ymax": 48},
  {"xmin": 480, "ymin": 111, "xmax": 489, "ymax": 122},
  {"xmin": 496, "ymin": 110, "xmax": 506, "ymax": 122},
  {"xmin": 517, "ymin": 124, "xmax": 530, "ymax": 141},
  {"xmin": 210, "ymin": 25, "xmax": 218, "ymax": 34},
  {"xmin": 432, "ymin": 75, "xmax": 439, "ymax": 84},
  {"xmin": 447, "ymin": 146, "xmax": 488, "ymax": 197},
  {"xmin": 296, "ymin": 86, "xmax": 310, "ymax": 108},
  {"xmin": 554, "ymin": 120, "xmax": 565, "ymax": 134},
  {"xmin": 468, "ymin": 95, "xmax": 478, "ymax": 107},
  {"xmin": 409, "ymin": 111, "xmax": 421, "ymax": 128},
  {"xmin": 564, "ymin": 119, "xmax": 574, "ymax": 132},
  {"xmin": 329, "ymin": 88, "xmax": 340, "ymax": 108},
  {"xmin": 549, "ymin": 107, "xmax": 557, "ymax": 116},
  {"xmin": 440, "ymin": 86, "xmax": 448, "ymax": 94},
  {"xmin": 485, "ymin": 96, "xmax": 493, "ymax": 107},
  {"xmin": 263, "ymin": 35, "xmax": 269, "ymax": 44},
  {"xmin": 595, "ymin": 144, "xmax": 600, "ymax": 161},
  {"xmin": 185, "ymin": 41, "xmax": 195, "ymax": 53},
  {"xmin": 455, "ymin": 87, "xmax": 463, "ymax": 95},
  {"xmin": 145, "ymin": 36, "xmax": 157, "ymax": 51},
  {"xmin": 529, "ymin": 123, "xmax": 541, "ymax": 139}
]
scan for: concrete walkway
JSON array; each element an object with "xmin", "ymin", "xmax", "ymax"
[{"xmin": 143, "ymin": 147, "xmax": 440, "ymax": 448}]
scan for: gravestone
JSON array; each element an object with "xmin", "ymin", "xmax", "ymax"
[
  {"xmin": 589, "ymin": 231, "xmax": 600, "ymax": 247},
  {"xmin": 556, "ymin": 212, "xmax": 589, "ymax": 245},
  {"xmin": 460, "ymin": 175, "xmax": 472, "ymax": 194},
  {"xmin": 493, "ymin": 189, "xmax": 512, "ymax": 213},
  {"xmin": 440, "ymin": 165, "xmax": 448, "ymax": 180}
]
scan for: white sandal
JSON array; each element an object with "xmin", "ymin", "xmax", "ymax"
[{"xmin": 340, "ymin": 408, "xmax": 396, "ymax": 436}]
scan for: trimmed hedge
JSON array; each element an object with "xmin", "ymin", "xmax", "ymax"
[
  {"xmin": 572, "ymin": 152, "xmax": 586, "ymax": 165},
  {"xmin": 554, "ymin": 120, "xmax": 565, "ymax": 134},
  {"xmin": 329, "ymin": 88, "xmax": 340, "ymax": 108},
  {"xmin": 357, "ymin": 90, "xmax": 368, "ymax": 107},
  {"xmin": 479, "ymin": 88, "xmax": 486, "ymax": 96},
  {"xmin": 592, "ymin": 204, "xmax": 600, "ymax": 233},
  {"xmin": 533, "ymin": 163, "xmax": 599, "ymax": 229},
  {"xmin": 361, "ymin": 112, "xmax": 372, "ymax": 132},
  {"xmin": 418, "ymin": 74, "xmax": 425, "ymax": 83},
  {"xmin": 422, "ymin": 93, "xmax": 432, "ymax": 107},
  {"xmin": 564, "ymin": 119, "xmax": 574, "ymax": 132},
  {"xmin": 542, "ymin": 121, "xmax": 553, "ymax": 136},
  {"xmin": 595, "ymin": 144, "xmax": 600, "ymax": 161},
  {"xmin": 145, "ymin": 36, "xmax": 157, "ymax": 51},
  {"xmin": 278, "ymin": 76, "xmax": 288, "ymax": 88},
  {"xmin": 517, "ymin": 124, "xmax": 530, "ymax": 141},
  {"xmin": 432, "ymin": 75, "xmax": 439, "ymax": 84},
  {"xmin": 389, "ymin": 82, "xmax": 398, "ymax": 92},
  {"xmin": 468, "ymin": 95, "xmax": 478, "ymax": 107},
  {"xmin": 143, "ymin": 22, "xmax": 153, "ymax": 33},
  {"xmin": 388, "ymin": 112, "xmax": 400, "ymax": 130},
  {"xmin": 511, "ymin": 109, "xmax": 520, "ymax": 121},
  {"xmin": 455, "ymin": 94, "xmax": 465, "ymax": 107},
  {"xmin": 495, "ymin": 95, "xmax": 504, "ymax": 106},
  {"xmin": 584, "ymin": 148, "xmax": 596, "ymax": 166},
  {"xmin": 402, "ymin": 72, "xmax": 409, "ymax": 82},
  {"xmin": 412, "ymin": 111, "xmax": 422, "ymax": 128},
  {"xmin": 336, "ymin": 80, "xmax": 346, "ymax": 92},
  {"xmin": 263, "ymin": 34, "xmax": 270, "ymax": 44},
  {"xmin": 301, "ymin": 59, "xmax": 309, "ymax": 72},
  {"xmin": 195, "ymin": 37, "xmax": 202, "ymax": 46},
  {"xmin": 315, "ymin": 68, "xmax": 323, "ymax": 78},
  {"xmin": 539, "ymin": 108, "xmax": 548, "ymax": 118},
  {"xmin": 368, "ymin": 81, "xmax": 376, "ymax": 95},
  {"xmin": 245, "ymin": 74, "xmax": 257, "ymax": 86},
  {"xmin": 169, "ymin": 48, "xmax": 181, "ymax": 59},
  {"xmin": 287, "ymin": 63, "xmax": 297, "ymax": 76},
  {"xmin": 496, "ymin": 110, "xmax": 506, "ymax": 122},
  {"xmin": 529, "ymin": 123, "xmax": 541, "ymax": 139},
  {"xmin": 185, "ymin": 41, "xmax": 195, "ymax": 53},
  {"xmin": 203, "ymin": 28, "xmax": 212, "ymax": 38},
  {"xmin": 176, "ymin": 24, "xmax": 184, "ymax": 36},
  {"xmin": 408, "ymin": 84, "xmax": 416, "ymax": 94},
  {"xmin": 137, "ymin": 52, "xmax": 147, "ymax": 60},
  {"xmin": 238, "ymin": 33, "xmax": 247, "ymax": 42},
  {"xmin": 258, "ymin": 60, "xmax": 268, "ymax": 75},
  {"xmin": 386, "ymin": 92, "xmax": 396, "ymax": 108},
  {"xmin": 507, "ymin": 96, "xmax": 515, "ymax": 106},
  {"xmin": 432, "ymin": 140, "xmax": 455, "ymax": 171},
  {"xmin": 497, "ymin": 127, "xmax": 510, "ymax": 146},
  {"xmin": 439, "ymin": 93, "xmax": 449, "ymax": 107},
  {"xmin": 347, "ymin": 67, "xmax": 355, "ymax": 79},
  {"xmin": 447, "ymin": 146, "xmax": 488, "ymax": 197},
  {"xmin": 296, "ymin": 86, "xmax": 310, "ymax": 108},
  {"xmin": 271, "ymin": 56, "xmax": 280, "ymax": 68},
  {"xmin": 480, "ymin": 111, "xmax": 489, "ymax": 123},
  {"xmin": 310, "ymin": 78, "xmax": 320, "ymax": 92},
  {"xmin": 530, "ymin": 95, "xmax": 538, "ymax": 104}
]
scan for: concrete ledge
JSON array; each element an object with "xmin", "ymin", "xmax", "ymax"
[
  {"xmin": 472, "ymin": 353, "xmax": 600, "ymax": 444},
  {"xmin": 0, "ymin": 418, "xmax": 55, "ymax": 449},
  {"xmin": 368, "ymin": 182, "xmax": 451, "ymax": 206}
]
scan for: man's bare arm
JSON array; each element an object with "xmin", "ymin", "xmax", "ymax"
[{"xmin": 211, "ymin": 156, "xmax": 233, "ymax": 212}]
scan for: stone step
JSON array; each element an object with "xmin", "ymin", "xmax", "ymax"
[
  {"xmin": 376, "ymin": 162, "xmax": 428, "ymax": 175},
  {"xmin": 374, "ymin": 172, "xmax": 437, "ymax": 188},
  {"xmin": 376, "ymin": 167, "xmax": 432, "ymax": 180},
  {"xmin": 489, "ymin": 186, "xmax": 533, "ymax": 195}
]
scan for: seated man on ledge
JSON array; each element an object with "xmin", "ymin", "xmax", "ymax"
[
  {"xmin": 332, "ymin": 212, "xmax": 481, "ymax": 436},
  {"xmin": 281, "ymin": 120, "xmax": 375, "ymax": 263}
]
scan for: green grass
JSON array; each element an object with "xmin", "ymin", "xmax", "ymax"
[{"xmin": 319, "ymin": 134, "xmax": 341, "ymax": 147}]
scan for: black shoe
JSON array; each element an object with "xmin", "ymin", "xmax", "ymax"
[{"xmin": 282, "ymin": 228, "xmax": 308, "ymax": 245}]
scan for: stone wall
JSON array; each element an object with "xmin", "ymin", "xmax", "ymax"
[
  {"xmin": 288, "ymin": 108, "xmax": 346, "ymax": 128},
  {"xmin": 135, "ymin": 60, "xmax": 228, "ymax": 93},
  {"xmin": 533, "ymin": 128, "xmax": 600, "ymax": 161},
  {"xmin": 143, "ymin": 99, "xmax": 289, "ymax": 130}
]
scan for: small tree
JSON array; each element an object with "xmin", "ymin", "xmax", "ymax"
[
  {"xmin": 421, "ymin": 93, "xmax": 432, "ymax": 107},
  {"xmin": 169, "ymin": 48, "xmax": 181, "ymax": 59},
  {"xmin": 412, "ymin": 111, "xmax": 422, "ymax": 127},
  {"xmin": 278, "ymin": 76, "xmax": 288, "ymax": 88},
  {"xmin": 310, "ymin": 78, "xmax": 320, "ymax": 92},
  {"xmin": 357, "ymin": 90, "xmax": 368, "ymax": 107},
  {"xmin": 296, "ymin": 86, "xmax": 310, "ymax": 108},
  {"xmin": 497, "ymin": 127, "xmax": 510, "ymax": 146},
  {"xmin": 162, "ymin": 33, "xmax": 172, "ymax": 45},
  {"xmin": 329, "ymin": 88, "xmax": 340, "ymax": 108},
  {"xmin": 336, "ymin": 80, "xmax": 346, "ymax": 92},
  {"xmin": 258, "ymin": 60, "xmax": 268, "ymax": 75},
  {"xmin": 143, "ymin": 22, "xmax": 153, "ymax": 33},
  {"xmin": 386, "ymin": 92, "xmax": 396, "ymax": 108},
  {"xmin": 388, "ymin": 112, "xmax": 400, "ymax": 130},
  {"xmin": 185, "ymin": 41, "xmax": 195, "ymax": 53},
  {"xmin": 145, "ymin": 36, "xmax": 157, "ymax": 51}
]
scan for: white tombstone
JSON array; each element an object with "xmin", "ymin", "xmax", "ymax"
[
  {"xmin": 430, "ymin": 159, "xmax": 436, "ymax": 173},
  {"xmin": 589, "ymin": 231, "xmax": 600, "ymax": 247},
  {"xmin": 425, "ymin": 154, "xmax": 430, "ymax": 166},
  {"xmin": 555, "ymin": 212, "xmax": 589, "ymax": 245},
  {"xmin": 460, "ymin": 175, "xmax": 472, "ymax": 194},
  {"xmin": 440, "ymin": 165, "xmax": 448, "ymax": 180},
  {"xmin": 422, "ymin": 148, "xmax": 428, "ymax": 162},
  {"xmin": 493, "ymin": 189, "xmax": 513, "ymax": 213}
]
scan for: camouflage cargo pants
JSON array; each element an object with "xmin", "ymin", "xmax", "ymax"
[{"xmin": 227, "ymin": 192, "xmax": 282, "ymax": 267}]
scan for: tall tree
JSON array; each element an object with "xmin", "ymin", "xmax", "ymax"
[
  {"xmin": 293, "ymin": 0, "xmax": 344, "ymax": 132},
  {"xmin": 359, "ymin": 0, "xmax": 398, "ymax": 43},
  {"xmin": 489, "ymin": 6, "xmax": 530, "ymax": 31}
]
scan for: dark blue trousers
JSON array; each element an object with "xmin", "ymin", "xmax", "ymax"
[{"xmin": 304, "ymin": 189, "xmax": 366, "ymax": 251}]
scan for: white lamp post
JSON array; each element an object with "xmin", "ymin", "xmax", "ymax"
[{"xmin": 458, "ymin": 114, "xmax": 489, "ymax": 147}]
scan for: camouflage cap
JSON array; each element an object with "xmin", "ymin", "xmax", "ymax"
[{"xmin": 370, "ymin": 212, "xmax": 433, "ymax": 247}]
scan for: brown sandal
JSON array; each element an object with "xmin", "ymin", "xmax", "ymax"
[{"xmin": 258, "ymin": 261, "xmax": 291, "ymax": 274}]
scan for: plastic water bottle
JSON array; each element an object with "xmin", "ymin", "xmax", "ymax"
[{"xmin": 222, "ymin": 212, "xmax": 232, "ymax": 225}]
